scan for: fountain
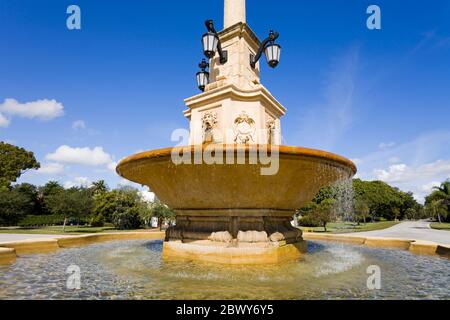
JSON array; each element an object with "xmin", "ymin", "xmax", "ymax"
[{"xmin": 117, "ymin": 0, "xmax": 357, "ymax": 264}]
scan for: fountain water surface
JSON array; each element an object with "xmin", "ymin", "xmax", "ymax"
[{"xmin": 1, "ymin": 240, "xmax": 449, "ymax": 299}]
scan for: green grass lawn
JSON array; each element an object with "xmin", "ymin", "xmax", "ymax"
[
  {"xmin": 0, "ymin": 226, "xmax": 158, "ymax": 235},
  {"xmin": 430, "ymin": 223, "xmax": 450, "ymax": 231},
  {"xmin": 300, "ymin": 221, "xmax": 399, "ymax": 234},
  {"xmin": 1, "ymin": 222, "xmax": 399, "ymax": 235}
]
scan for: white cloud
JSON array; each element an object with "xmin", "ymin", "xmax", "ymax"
[
  {"xmin": 140, "ymin": 188, "xmax": 156, "ymax": 202},
  {"xmin": 0, "ymin": 98, "xmax": 64, "ymax": 121},
  {"xmin": 388, "ymin": 156, "xmax": 401, "ymax": 164},
  {"xmin": 64, "ymin": 177, "xmax": 92, "ymax": 189},
  {"xmin": 374, "ymin": 160, "xmax": 450, "ymax": 184},
  {"xmin": 118, "ymin": 178, "xmax": 136, "ymax": 188},
  {"xmin": 0, "ymin": 113, "xmax": 10, "ymax": 128},
  {"xmin": 107, "ymin": 161, "xmax": 118, "ymax": 172},
  {"xmin": 117, "ymin": 180, "xmax": 155, "ymax": 201},
  {"xmin": 72, "ymin": 120, "xmax": 86, "ymax": 130},
  {"xmin": 46, "ymin": 145, "xmax": 113, "ymax": 167},
  {"xmin": 379, "ymin": 142, "xmax": 396, "ymax": 150},
  {"xmin": 36, "ymin": 163, "xmax": 65, "ymax": 175},
  {"xmin": 373, "ymin": 164, "xmax": 408, "ymax": 182},
  {"xmin": 372, "ymin": 160, "xmax": 450, "ymax": 202},
  {"xmin": 420, "ymin": 181, "xmax": 441, "ymax": 193}
]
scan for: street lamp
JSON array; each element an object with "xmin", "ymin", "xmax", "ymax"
[
  {"xmin": 196, "ymin": 59, "xmax": 209, "ymax": 92},
  {"xmin": 202, "ymin": 20, "xmax": 228, "ymax": 64},
  {"xmin": 250, "ymin": 30, "xmax": 281, "ymax": 69}
]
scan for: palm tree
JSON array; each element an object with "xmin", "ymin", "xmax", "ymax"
[
  {"xmin": 91, "ymin": 180, "xmax": 108, "ymax": 196},
  {"xmin": 426, "ymin": 199, "xmax": 447, "ymax": 224},
  {"xmin": 430, "ymin": 181, "xmax": 450, "ymax": 223}
]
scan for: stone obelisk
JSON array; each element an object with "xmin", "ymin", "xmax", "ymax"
[
  {"xmin": 184, "ymin": 0, "xmax": 285, "ymax": 147},
  {"xmin": 224, "ymin": 0, "xmax": 246, "ymax": 29}
]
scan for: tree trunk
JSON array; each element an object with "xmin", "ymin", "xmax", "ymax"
[
  {"xmin": 323, "ymin": 222, "xmax": 327, "ymax": 233},
  {"xmin": 438, "ymin": 213, "xmax": 442, "ymax": 224},
  {"xmin": 62, "ymin": 217, "xmax": 67, "ymax": 232}
]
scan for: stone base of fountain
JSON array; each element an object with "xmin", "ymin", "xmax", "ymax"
[
  {"xmin": 163, "ymin": 240, "xmax": 308, "ymax": 265},
  {"xmin": 163, "ymin": 209, "xmax": 307, "ymax": 264}
]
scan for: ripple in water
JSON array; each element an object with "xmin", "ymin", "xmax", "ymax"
[{"xmin": 0, "ymin": 240, "xmax": 449, "ymax": 300}]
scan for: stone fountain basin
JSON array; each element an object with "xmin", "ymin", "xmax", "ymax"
[{"xmin": 116, "ymin": 145, "xmax": 357, "ymax": 212}]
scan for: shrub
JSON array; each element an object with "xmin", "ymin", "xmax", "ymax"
[
  {"xmin": 90, "ymin": 214, "xmax": 105, "ymax": 227},
  {"xmin": 112, "ymin": 207, "xmax": 142, "ymax": 230},
  {"xmin": 298, "ymin": 214, "xmax": 321, "ymax": 227},
  {"xmin": 0, "ymin": 189, "xmax": 33, "ymax": 226},
  {"xmin": 18, "ymin": 215, "xmax": 65, "ymax": 228},
  {"xmin": 17, "ymin": 215, "xmax": 90, "ymax": 228}
]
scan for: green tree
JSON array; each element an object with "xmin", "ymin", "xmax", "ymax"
[
  {"xmin": 354, "ymin": 199, "xmax": 370, "ymax": 225},
  {"xmin": 427, "ymin": 181, "xmax": 450, "ymax": 222},
  {"xmin": 112, "ymin": 207, "xmax": 142, "ymax": 230},
  {"xmin": 0, "ymin": 142, "xmax": 40, "ymax": 190},
  {"xmin": 353, "ymin": 179, "xmax": 417, "ymax": 221},
  {"xmin": 38, "ymin": 181, "xmax": 65, "ymax": 215},
  {"xmin": 92, "ymin": 187, "xmax": 150, "ymax": 230},
  {"xmin": 315, "ymin": 199, "xmax": 336, "ymax": 232},
  {"xmin": 404, "ymin": 208, "xmax": 417, "ymax": 220},
  {"xmin": 425, "ymin": 199, "xmax": 447, "ymax": 224},
  {"xmin": 91, "ymin": 180, "xmax": 109, "ymax": 196},
  {"xmin": 13, "ymin": 183, "xmax": 40, "ymax": 215},
  {"xmin": 44, "ymin": 187, "xmax": 93, "ymax": 231},
  {"xmin": 0, "ymin": 189, "xmax": 33, "ymax": 226},
  {"xmin": 149, "ymin": 201, "xmax": 176, "ymax": 230}
]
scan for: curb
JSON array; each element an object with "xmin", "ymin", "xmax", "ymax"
[
  {"xmin": 303, "ymin": 232, "xmax": 450, "ymax": 258},
  {"xmin": 0, "ymin": 232, "xmax": 166, "ymax": 265}
]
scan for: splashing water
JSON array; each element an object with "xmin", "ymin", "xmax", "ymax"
[{"xmin": 332, "ymin": 177, "xmax": 355, "ymax": 222}]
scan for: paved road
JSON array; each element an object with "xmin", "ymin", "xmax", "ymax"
[
  {"xmin": 0, "ymin": 233, "xmax": 71, "ymax": 243},
  {"xmin": 349, "ymin": 220, "xmax": 450, "ymax": 246}
]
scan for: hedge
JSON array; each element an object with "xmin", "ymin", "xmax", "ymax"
[{"xmin": 18, "ymin": 215, "xmax": 89, "ymax": 228}]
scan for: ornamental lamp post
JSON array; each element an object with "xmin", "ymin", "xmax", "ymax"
[
  {"xmin": 202, "ymin": 20, "xmax": 228, "ymax": 64},
  {"xmin": 250, "ymin": 30, "xmax": 281, "ymax": 69},
  {"xmin": 196, "ymin": 59, "xmax": 209, "ymax": 92}
]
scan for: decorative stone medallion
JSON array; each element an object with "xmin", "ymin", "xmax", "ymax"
[{"xmin": 233, "ymin": 111, "xmax": 256, "ymax": 144}]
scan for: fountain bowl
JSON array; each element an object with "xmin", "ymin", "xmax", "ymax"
[{"xmin": 117, "ymin": 145, "xmax": 357, "ymax": 264}]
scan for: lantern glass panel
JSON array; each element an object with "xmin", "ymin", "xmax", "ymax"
[
  {"xmin": 265, "ymin": 44, "xmax": 281, "ymax": 68},
  {"xmin": 202, "ymin": 33, "xmax": 218, "ymax": 58}
]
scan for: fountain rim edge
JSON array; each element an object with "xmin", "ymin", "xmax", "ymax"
[{"xmin": 116, "ymin": 145, "xmax": 357, "ymax": 177}]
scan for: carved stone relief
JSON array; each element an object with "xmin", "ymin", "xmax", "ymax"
[
  {"xmin": 266, "ymin": 119, "xmax": 276, "ymax": 145},
  {"xmin": 201, "ymin": 111, "xmax": 219, "ymax": 145},
  {"xmin": 233, "ymin": 111, "xmax": 256, "ymax": 144}
]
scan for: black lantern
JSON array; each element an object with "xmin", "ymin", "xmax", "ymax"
[
  {"xmin": 250, "ymin": 30, "xmax": 281, "ymax": 69},
  {"xmin": 202, "ymin": 20, "xmax": 228, "ymax": 64},
  {"xmin": 196, "ymin": 59, "xmax": 209, "ymax": 92}
]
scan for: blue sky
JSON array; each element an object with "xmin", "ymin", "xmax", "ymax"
[{"xmin": 1, "ymin": 0, "xmax": 449, "ymax": 202}]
